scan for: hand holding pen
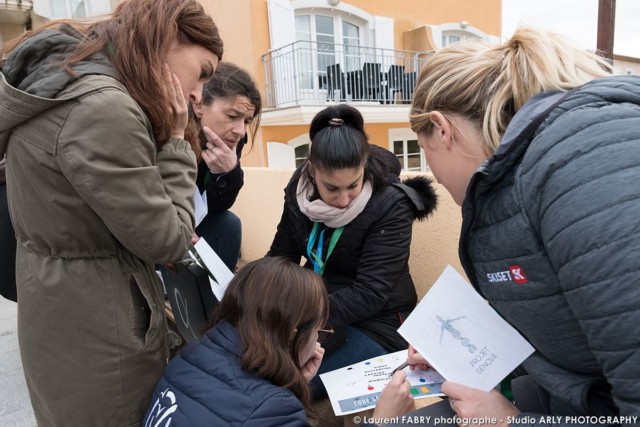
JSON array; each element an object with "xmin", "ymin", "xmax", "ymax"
[
  {"xmin": 390, "ymin": 361, "xmax": 409, "ymax": 376},
  {"xmin": 390, "ymin": 344, "xmax": 431, "ymax": 377},
  {"xmin": 375, "ymin": 370, "xmax": 415, "ymax": 419}
]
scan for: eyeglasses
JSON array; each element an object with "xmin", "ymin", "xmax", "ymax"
[{"xmin": 317, "ymin": 326, "xmax": 334, "ymax": 344}]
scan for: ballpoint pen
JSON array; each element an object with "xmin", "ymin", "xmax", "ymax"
[{"xmin": 390, "ymin": 361, "xmax": 409, "ymax": 376}]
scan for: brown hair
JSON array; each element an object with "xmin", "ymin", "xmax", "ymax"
[
  {"xmin": 2, "ymin": 0, "xmax": 223, "ymax": 149},
  {"xmin": 410, "ymin": 27, "xmax": 610, "ymax": 153},
  {"xmin": 201, "ymin": 61, "xmax": 262, "ymax": 145},
  {"xmin": 211, "ymin": 257, "xmax": 328, "ymax": 415}
]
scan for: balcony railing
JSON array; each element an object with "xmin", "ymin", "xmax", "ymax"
[
  {"xmin": 1, "ymin": 0, "xmax": 32, "ymax": 11},
  {"xmin": 0, "ymin": 0, "xmax": 32, "ymax": 25},
  {"xmin": 262, "ymin": 40, "xmax": 432, "ymax": 109}
]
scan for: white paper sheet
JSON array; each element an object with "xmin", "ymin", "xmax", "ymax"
[
  {"xmin": 320, "ymin": 349, "xmax": 445, "ymax": 416},
  {"xmin": 193, "ymin": 188, "xmax": 208, "ymax": 227},
  {"xmin": 188, "ymin": 237, "xmax": 233, "ymax": 301},
  {"xmin": 398, "ymin": 265, "xmax": 534, "ymax": 392}
]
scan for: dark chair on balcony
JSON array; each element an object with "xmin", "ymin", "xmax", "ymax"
[
  {"xmin": 403, "ymin": 71, "xmax": 418, "ymax": 104},
  {"xmin": 362, "ymin": 62, "xmax": 382, "ymax": 100},
  {"xmin": 326, "ymin": 64, "xmax": 346, "ymax": 102},
  {"xmin": 346, "ymin": 69, "xmax": 363, "ymax": 100},
  {"xmin": 386, "ymin": 64, "xmax": 405, "ymax": 104},
  {"xmin": 318, "ymin": 74, "xmax": 328, "ymax": 90}
]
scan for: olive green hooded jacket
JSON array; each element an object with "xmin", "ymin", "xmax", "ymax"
[{"xmin": 0, "ymin": 26, "xmax": 195, "ymax": 426}]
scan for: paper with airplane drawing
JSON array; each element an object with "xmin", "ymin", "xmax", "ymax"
[
  {"xmin": 398, "ymin": 265, "xmax": 534, "ymax": 392},
  {"xmin": 320, "ymin": 349, "xmax": 445, "ymax": 416}
]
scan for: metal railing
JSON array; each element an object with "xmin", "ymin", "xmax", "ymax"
[
  {"xmin": 1, "ymin": 0, "xmax": 32, "ymax": 11},
  {"xmin": 262, "ymin": 40, "xmax": 432, "ymax": 109}
]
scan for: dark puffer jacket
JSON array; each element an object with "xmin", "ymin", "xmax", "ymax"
[
  {"xmin": 268, "ymin": 151, "xmax": 437, "ymax": 351},
  {"xmin": 459, "ymin": 76, "xmax": 640, "ymax": 425},
  {"xmin": 143, "ymin": 321, "xmax": 308, "ymax": 427}
]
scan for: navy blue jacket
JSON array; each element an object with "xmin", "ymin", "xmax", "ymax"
[{"xmin": 143, "ymin": 321, "xmax": 308, "ymax": 427}]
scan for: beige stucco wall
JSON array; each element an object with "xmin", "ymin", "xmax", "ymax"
[
  {"xmin": 0, "ymin": 23, "xmax": 24, "ymax": 48},
  {"xmin": 230, "ymin": 168, "xmax": 463, "ymax": 298},
  {"xmin": 345, "ymin": 0, "xmax": 501, "ymax": 51},
  {"xmin": 613, "ymin": 55, "xmax": 640, "ymax": 75}
]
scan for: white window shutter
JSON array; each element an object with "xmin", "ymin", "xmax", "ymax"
[
  {"xmin": 33, "ymin": 0, "xmax": 112, "ymax": 19},
  {"xmin": 429, "ymin": 25, "xmax": 443, "ymax": 50},
  {"xmin": 373, "ymin": 15, "xmax": 394, "ymax": 71},
  {"xmin": 374, "ymin": 15, "xmax": 394, "ymax": 50},
  {"xmin": 33, "ymin": 0, "xmax": 53, "ymax": 19},
  {"xmin": 267, "ymin": 142, "xmax": 296, "ymax": 169},
  {"xmin": 267, "ymin": 0, "xmax": 297, "ymax": 107},
  {"xmin": 267, "ymin": 0, "xmax": 295, "ymax": 50},
  {"xmin": 88, "ymin": 0, "xmax": 113, "ymax": 16}
]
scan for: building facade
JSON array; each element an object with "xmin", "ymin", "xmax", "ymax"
[
  {"xmin": 3, "ymin": 0, "xmax": 503, "ymax": 171},
  {"xmin": 1, "ymin": 0, "xmax": 116, "ymax": 50},
  {"xmin": 198, "ymin": 0, "xmax": 502, "ymax": 170}
]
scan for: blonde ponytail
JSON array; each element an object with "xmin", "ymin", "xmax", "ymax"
[{"xmin": 410, "ymin": 27, "xmax": 610, "ymax": 153}]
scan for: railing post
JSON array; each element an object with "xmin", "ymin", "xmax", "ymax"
[
  {"xmin": 292, "ymin": 42, "xmax": 299, "ymax": 105},
  {"xmin": 261, "ymin": 53, "xmax": 272, "ymax": 109}
]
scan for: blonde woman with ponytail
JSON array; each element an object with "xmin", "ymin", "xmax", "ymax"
[{"xmin": 369, "ymin": 27, "xmax": 640, "ymax": 427}]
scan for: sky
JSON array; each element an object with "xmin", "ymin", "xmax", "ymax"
[{"xmin": 502, "ymin": 0, "xmax": 639, "ymax": 58}]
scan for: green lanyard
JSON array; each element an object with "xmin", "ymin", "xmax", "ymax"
[
  {"xmin": 203, "ymin": 170, "xmax": 212, "ymax": 188},
  {"xmin": 306, "ymin": 222, "xmax": 344, "ymax": 276}
]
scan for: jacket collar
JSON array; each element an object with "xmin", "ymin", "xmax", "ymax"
[
  {"xmin": 203, "ymin": 321, "xmax": 242, "ymax": 359},
  {"xmin": 495, "ymin": 91, "xmax": 566, "ymax": 157},
  {"xmin": 470, "ymin": 90, "xmax": 570, "ymax": 193}
]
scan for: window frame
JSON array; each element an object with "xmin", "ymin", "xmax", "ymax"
[
  {"xmin": 441, "ymin": 30, "xmax": 480, "ymax": 47},
  {"xmin": 288, "ymin": 134, "xmax": 311, "ymax": 167},
  {"xmin": 388, "ymin": 128, "xmax": 429, "ymax": 173},
  {"xmin": 294, "ymin": 9, "xmax": 365, "ymax": 91}
]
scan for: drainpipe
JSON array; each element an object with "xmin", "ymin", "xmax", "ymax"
[{"xmin": 596, "ymin": 0, "xmax": 616, "ymax": 61}]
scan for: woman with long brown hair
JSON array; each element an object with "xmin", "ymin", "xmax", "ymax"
[
  {"xmin": 145, "ymin": 257, "xmax": 327, "ymax": 426},
  {"xmin": 0, "ymin": 0, "xmax": 223, "ymax": 425},
  {"xmin": 144, "ymin": 257, "xmax": 414, "ymax": 426}
]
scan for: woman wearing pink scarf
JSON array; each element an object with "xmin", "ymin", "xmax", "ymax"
[{"xmin": 268, "ymin": 104, "xmax": 438, "ymax": 398}]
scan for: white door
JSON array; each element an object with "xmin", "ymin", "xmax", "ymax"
[{"xmin": 267, "ymin": 142, "xmax": 296, "ymax": 169}]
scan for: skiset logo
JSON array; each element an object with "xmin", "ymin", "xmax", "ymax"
[{"xmin": 486, "ymin": 265, "xmax": 528, "ymax": 284}]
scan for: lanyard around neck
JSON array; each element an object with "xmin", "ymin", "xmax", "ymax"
[{"xmin": 306, "ymin": 222, "xmax": 344, "ymax": 276}]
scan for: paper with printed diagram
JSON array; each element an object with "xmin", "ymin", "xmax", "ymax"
[
  {"xmin": 398, "ymin": 265, "xmax": 534, "ymax": 392},
  {"xmin": 193, "ymin": 188, "xmax": 208, "ymax": 227},
  {"xmin": 187, "ymin": 237, "xmax": 233, "ymax": 301},
  {"xmin": 320, "ymin": 349, "xmax": 445, "ymax": 416}
]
